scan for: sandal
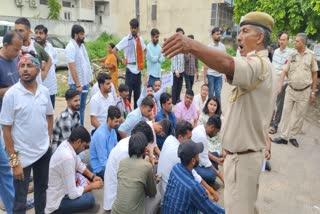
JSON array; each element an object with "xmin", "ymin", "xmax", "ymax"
[{"xmin": 269, "ymin": 127, "xmax": 277, "ymax": 134}]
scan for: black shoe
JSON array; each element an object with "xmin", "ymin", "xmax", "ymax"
[
  {"xmin": 265, "ymin": 161, "xmax": 271, "ymax": 171},
  {"xmin": 289, "ymin": 138, "xmax": 299, "ymax": 147},
  {"xmin": 212, "ymin": 181, "xmax": 221, "ymax": 191},
  {"xmin": 272, "ymin": 137, "xmax": 288, "ymax": 144}
]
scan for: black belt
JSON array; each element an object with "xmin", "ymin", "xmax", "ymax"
[
  {"xmin": 225, "ymin": 149, "xmax": 256, "ymax": 155},
  {"xmin": 289, "ymin": 85, "xmax": 311, "ymax": 91}
]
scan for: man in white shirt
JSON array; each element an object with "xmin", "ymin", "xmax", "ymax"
[
  {"xmin": 45, "ymin": 126, "xmax": 103, "ymax": 213},
  {"xmin": 269, "ymin": 31, "xmax": 293, "ymax": 134},
  {"xmin": 171, "ymin": 28, "xmax": 185, "ymax": 105},
  {"xmin": 34, "ymin": 24, "xmax": 58, "ymax": 108},
  {"xmin": 112, "ymin": 18, "xmax": 146, "ymax": 109},
  {"xmin": 158, "ymin": 120, "xmax": 219, "ymax": 202},
  {"xmin": 203, "ymin": 27, "xmax": 226, "ymax": 103},
  {"xmin": 0, "ymin": 53, "xmax": 54, "ymax": 213},
  {"xmin": 65, "ymin": 24, "xmax": 93, "ymax": 126},
  {"xmin": 90, "ymin": 72, "xmax": 115, "ymax": 133},
  {"xmin": 103, "ymin": 121, "xmax": 157, "ymax": 212},
  {"xmin": 192, "ymin": 115, "xmax": 224, "ymax": 185}
]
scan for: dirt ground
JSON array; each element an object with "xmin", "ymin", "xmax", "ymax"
[{"xmin": 2, "ymin": 74, "xmax": 320, "ymax": 214}]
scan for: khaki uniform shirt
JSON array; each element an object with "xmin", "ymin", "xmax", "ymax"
[
  {"xmin": 284, "ymin": 48, "xmax": 318, "ymax": 90},
  {"xmin": 221, "ymin": 50, "xmax": 277, "ymax": 152}
]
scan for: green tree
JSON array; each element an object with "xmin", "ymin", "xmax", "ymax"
[
  {"xmin": 48, "ymin": 0, "xmax": 61, "ymax": 20},
  {"xmin": 233, "ymin": 0, "xmax": 320, "ymax": 40}
]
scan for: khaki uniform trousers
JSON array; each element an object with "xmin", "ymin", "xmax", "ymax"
[
  {"xmin": 280, "ymin": 86, "xmax": 310, "ymax": 140},
  {"xmin": 224, "ymin": 151, "xmax": 264, "ymax": 214}
]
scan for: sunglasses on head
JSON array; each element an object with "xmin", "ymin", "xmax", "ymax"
[{"xmin": 21, "ymin": 50, "xmax": 38, "ymax": 58}]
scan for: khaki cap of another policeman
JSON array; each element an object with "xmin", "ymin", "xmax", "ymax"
[{"xmin": 240, "ymin": 12, "xmax": 274, "ymax": 32}]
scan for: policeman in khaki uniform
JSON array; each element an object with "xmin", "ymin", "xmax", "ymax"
[
  {"xmin": 162, "ymin": 12, "xmax": 277, "ymax": 214},
  {"xmin": 273, "ymin": 33, "xmax": 318, "ymax": 147}
]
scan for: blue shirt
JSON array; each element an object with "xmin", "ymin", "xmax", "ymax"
[
  {"xmin": 146, "ymin": 42, "xmax": 165, "ymax": 78},
  {"xmin": 162, "ymin": 163, "xmax": 225, "ymax": 214},
  {"xmin": 89, "ymin": 123, "xmax": 117, "ymax": 174},
  {"xmin": 118, "ymin": 108, "xmax": 148, "ymax": 136},
  {"xmin": 155, "ymin": 109, "xmax": 176, "ymax": 150}
]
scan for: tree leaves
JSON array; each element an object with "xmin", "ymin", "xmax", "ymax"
[
  {"xmin": 48, "ymin": 0, "xmax": 61, "ymax": 20},
  {"xmin": 233, "ymin": 0, "xmax": 320, "ymax": 40}
]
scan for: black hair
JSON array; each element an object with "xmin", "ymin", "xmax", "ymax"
[
  {"xmin": 15, "ymin": 17, "xmax": 31, "ymax": 28},
  {"xmin": 34, "ymin": 24, "xmax": 48, "ymax": 34},
  {"xmin": 65, "ymin": 88, "xmax": 80, "ymax": 101},
  {"xmin": 109, "ymin": 42, "xmax": 115, "ymax": 49},
  {"xmin": 157, "ymin": 119, "xmax": 172, "ymax": 136},
  {"xmin": 278, "ymin": 31, "xmax": 289, "ymax": 40},
  {"xmin": 147, "ymin": 84, "xmax": 153, "ymax": 89},
  {"xmin": 201, "ymin": 83, "xmax": 209, "ymax": 89},
  {"xmin": 211, "ymin": 27, "xmax": 220, "ymax": 35},
  {"xmin": 129, "ymin": 18, "xmax": 139, "ymax": 28},
  {"xmin": 175, "ymin": 120, "xmax": 193, "ymax": 138},
  {"xmin": 69, "ymin": 126, "xmax": 91, "ymax": 143},
  {"xmin": 151, "ymin": 28, "xmax": 160, "ymax": 36},
  {"xmin": 141, "ymin": 97, "xmax": 154, "ymax": 108},
  {"xmin": 2, "ymin": 30, "xmax": 22, "ymax": 45},
  {"xmin": 180, "ymin": 153, "xmax": 195, "ymax": 166},
  {"xmin": 97, "ymin": 72, "xmax": 111, "ymax": 88},
  {"xmin": 185, "ymin": 89, "xmax": 194, "ymax": 97},
  {"xmin": 132, "ymin": 121, "xmax": 154, "ymax": 143},
  {"xmin": 160, "ymin": 92, "xmax": 172, "ymax": 108},
  {"xmin": 176, "ymin": 27, "xmax": 185, "ymax": 34},
  {"xmin": 128, "ymin": 132, "xmax": 148, "ymax": 158},
  {"xmin": 71, "ymin": 24, "xmax": 85, "ymax": 39},
  {"xmin": 108, "ymin": 106, "xmax": 121, "ymax": 120},
  {"xmin": 187, "ymin": 35, "xmax": 194, "ymax": 39},
  {"xmin": 206, "ymin": 115, "xmax": 221, "ymax": 129},
  {"xmin": 202, "ymin": 96, "xmax": 221, "ymax": 115},
  {"xmin": 118, "ymin": 84, "xmax": 129, "ymax": 93}
]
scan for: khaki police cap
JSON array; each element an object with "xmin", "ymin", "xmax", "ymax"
[{"xmin": 240, "ymin": 12, "xmax": 274, "ymax": 32}]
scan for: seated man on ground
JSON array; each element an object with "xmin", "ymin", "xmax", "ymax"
[
  {"xmin": 118, "ymin": 97, "xmax": 153, "ymax": 139},
  {"xmin": 192, "ymin": 83, "xmax": 209, "ymax": 118},
  {"xmin": 137, "ymin": 83, "xmax": 161, "ymax": 116},
  {"xmin": 192, "ymin": 115, "xmax": 224, "ymax": 185},
  {"xmin": 175, "ymin": 89, "xmax": 198, "ymax": 127},
  {"xmin": 104, "ymin": 121, "xmax": 160, "ymax": 213},
  {"xmin": 158, "ymin": 120, "xmax": 219, "ymax": 202},
  {"xmin": 45, "ymin": 126, "xmax": 103, "ymax": 214},
  {"xmin": 111, "ymin": 133, "xmax": 157, "ymax": 214},
  {"xmin": 155, "ymin": 92, "xmax": 176, "ymax": 150},
  {"xmin": 162, "ymin": 140, "xmax": 225, "ymax": 214},
  {"xmin": 90, "ymin": 72, "xmax": 115, "ymax": 133},
  {"xmin": 90, "ymin": 106, "xmax": 121, "ymax": 180},
  {"xmin": 52, "ymin": 88, "xmax": 81, "ymax": 152},
  {"xmin": 115, "ymin": 84, "xmax": 132, "ymax": 122}
]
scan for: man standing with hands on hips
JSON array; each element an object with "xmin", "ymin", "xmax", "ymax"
[{"xmin": 162, "ymin": 11, "xmax": 277, "ymax": 214}]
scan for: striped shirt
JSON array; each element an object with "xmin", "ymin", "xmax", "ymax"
[
  {"xmin": 171, "ymin": 53, "xmax": 184, "ymax": 73},
  {"xmin": 184, "ymin": 54, "xmax": 199, "ymax": 76},
  {"xmin": 162, "ymin": 163, "xmax": 225, "ymax": 214}
]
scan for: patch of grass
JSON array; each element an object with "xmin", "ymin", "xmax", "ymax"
[{"xmin": 56, "ymin": 69, "xmax": 69, "ymax": 97}]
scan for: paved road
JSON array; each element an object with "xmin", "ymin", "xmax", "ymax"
[{"xmin": 2, "ymin": 74, "xmax": 320, "ymax": 214}]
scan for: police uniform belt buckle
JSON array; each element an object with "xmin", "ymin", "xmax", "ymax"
[
  {"xmin": 289, "ymin": 84, "xmax": 311, "ymax": 91},
  {"xmin": 225, "ymin": 149, "xmax": 255, "ymax": 155}
]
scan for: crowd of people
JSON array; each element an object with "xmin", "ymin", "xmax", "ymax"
[{"xmin": 0, "ymin": 9, "xmax": 317, "ymax": 214}]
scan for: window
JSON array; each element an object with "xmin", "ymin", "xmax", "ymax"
[
  {"xmin": 40, "ymin": 0, "xmax": 48, "ymax": 5},
  {"xmin": 211, "ymin": 3, "xmax": 217, "ymax": 26},
  {"xmin": 152, "ymin": 5, "xmax": 157, "ymax": 20},
  {"xmin": 64, "ymin": 12, "xmax": 71, "ymax": 20},
  {"xmin": 62, "ymin": 1, "xmax": 71, "ymax": 7}
]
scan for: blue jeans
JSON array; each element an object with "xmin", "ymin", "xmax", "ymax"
[
  {"xmin": 148, "ymin": 75, "xmax": 160, "ymax": 87},
  {"xmin": 69, "ymin": 84, "xmax": 89, "ymax": 126},
  {"xmin": 50, "ymin": 94, "xmax": 56, "ymax": 109},
  {"xmin": 0, "ymin": 138, "xmax": 14, "ymax": 214},
  {"xmin": 14, "ymin": 148, "xmax": 51, "ymax": 214},
  {"xmin": 207, "ymin": 75, "xmax": 222, "ymax": 103},
  {"xmin": 195, "ymin": 165, "xmax": 217, "ymax": 184},
  {"xmin": 184, "ymin": 74, "xmax": 195, "ymax": 90},
  {"xmin": 57, "ymin": 192, "xmax": 95, "ymax": 214}
]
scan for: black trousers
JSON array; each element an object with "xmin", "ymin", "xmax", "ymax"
[
  {"xmin": 125, "ymin": 68, "xmax": 141, "ymax": 109},
  {"xmin": 172, "ymin": 72, "xmax": 184, "ymax": 105}
]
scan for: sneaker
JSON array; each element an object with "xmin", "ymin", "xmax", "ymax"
[{"xmin": 265, "ymin": 161, "xmax": 271, "ymax": 171}]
